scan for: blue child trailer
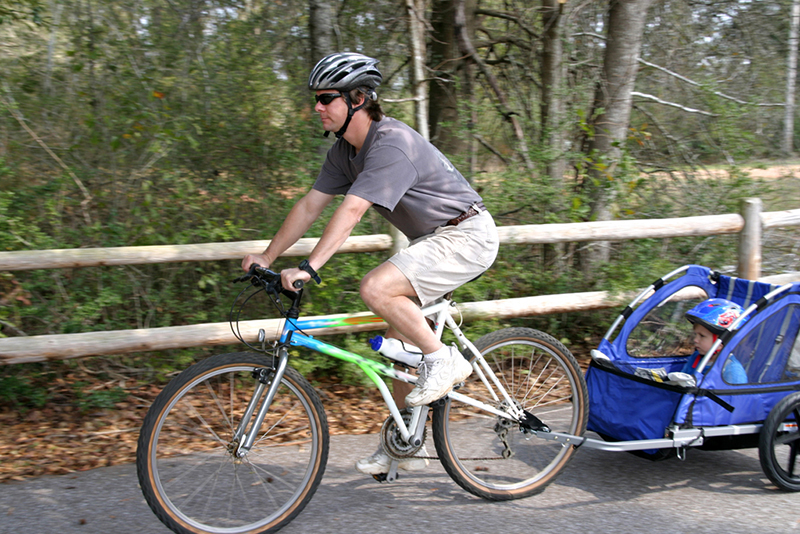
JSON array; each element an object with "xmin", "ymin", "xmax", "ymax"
[{"xmin": 581, "ymin": 264, "xmax": 800, "ymax": 490}]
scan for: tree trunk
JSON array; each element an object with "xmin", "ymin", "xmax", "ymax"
[
  {"xmin": 541, "ymin": 0, "xmax": 567, "ymax": 190},
  {"xmin": 309, "ymin": 0, "xmax": 337, "ymax": 159},
  {"xmin": 428, "ymin": 0, "xmax": 474, "ymax": 158},
  {"xmin": 309, "ymin": 0, "xmax": 336, "ymax": 64},
  {"xmin": 405, "ymin": 0, "xmax": 429, "ymax": 140},
  {"xmin": 541, "ymin": 0, "xmax": 568, "ymax": 273},
  {"xmin": 44, "ymin": 1, "xmax": 64, "ymax": 96},
  {"xmin": 583, "ymin": 0, "xmax": 654, "ymax": 272},
  {"xmin": 784, "ymin": 0, "xmax": 800, "ymax": 155}
]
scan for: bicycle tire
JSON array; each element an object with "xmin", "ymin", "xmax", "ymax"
[
  {"xmin": 137, "ymin": 352, "xmax": 329, "ymax": 534},
  {"xmin": 431, "ymin": 327, "xmax": 588, "ymax": 500},
  {"xmin": 759, "ymin": 391, "xmax": 800, "ymax": 491}
]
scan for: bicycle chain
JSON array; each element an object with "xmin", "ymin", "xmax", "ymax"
[
  {"xmin": 413, "ymin": 455, "xmax": 506, "ymax": 461},
  {"xmin": 381, "ymin": 410, "xmax": 513, "ymax": 462}
]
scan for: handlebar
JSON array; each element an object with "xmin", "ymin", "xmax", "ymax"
[
  {"xmin": 233, "ymin": 263, "xmax": 275, "ymax": 284},
  {"xmin": 234, "ymin": 264, "xmax": 304, "ymax": 292},
  {"xmin": 229, "ymin": 264, "xmax": 305, "ymax": 345}
]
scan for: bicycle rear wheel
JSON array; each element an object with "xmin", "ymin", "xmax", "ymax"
[
  {"xmin": 431, "ymin": 327, "xmax": 588, "ymax": 500},
  {"xmin": 137, "ymin": 352, "xmax": 328, "ymax": 534}
]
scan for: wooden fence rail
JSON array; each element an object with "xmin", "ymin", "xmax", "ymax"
[{"xmin": 1, "ymin": 199, "xmax": 799, "ymax": 365}]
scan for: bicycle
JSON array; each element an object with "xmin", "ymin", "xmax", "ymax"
[{"xmin": 136, "ymin": 265, "xmax": 589, "ymax": 534}]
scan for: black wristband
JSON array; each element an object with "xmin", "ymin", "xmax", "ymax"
[{"xmin": 298, "ymin": 260, "xmax": 321, "ymax": 284}]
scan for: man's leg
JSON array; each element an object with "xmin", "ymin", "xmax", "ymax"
[
  {"xmin": 361, "ymin": 263, "xmax": 471, "ymax": 407},
  {"xmin": 382, "ymin": 326, "xmax": 416, "ymax": 408},
  {"xmin": 354, "ymin": 264, "xmax": 463, "ymax": 476},
  {"xmin": 360, "ymin": 262, "xmax": 442, "ymax": 353},
  {"xmin": 353, "ymin": 322, "xmax": 429, "ymax": 476}
]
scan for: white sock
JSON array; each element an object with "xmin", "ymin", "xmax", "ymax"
[{"xmin": 424, "ymin": 345, "xmax": 450, "ymax": 361}]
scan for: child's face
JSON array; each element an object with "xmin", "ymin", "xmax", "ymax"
[{"xmin": 692, "ymin": 323, "xmax": 717, "ymax": 354}]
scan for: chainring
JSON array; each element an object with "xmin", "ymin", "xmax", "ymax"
[{"xmin": 380, "ymin": 409, "xmax": 426, "ymax": 460}]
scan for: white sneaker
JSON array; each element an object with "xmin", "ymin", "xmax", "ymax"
[
  {"xmin": 454, "ymin": 349, "xmax": 473, "ymax": 383},
  {"xmin": 355, "ymin": 445, "xmax": 429, "ymax": 475},
  {"xmin": 405, "ymin": 346, "xmax": 473, "ymax": 407}
]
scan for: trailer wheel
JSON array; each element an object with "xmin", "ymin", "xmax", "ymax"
[{"xmin": 759, "ymin": 391, "xmax": 800, "ymax": 491}]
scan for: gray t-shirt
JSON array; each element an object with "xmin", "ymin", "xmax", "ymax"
[{"xmin": 313, "ymin": 117, "xmax": 483, "ymax": 240}]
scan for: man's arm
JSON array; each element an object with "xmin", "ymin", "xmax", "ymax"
[
  {"xmin": 280, "ymin": 194, "xmax": 373, "ymax": 287},
  {"xmin": 241, "ymin": 189, "xmax": 334, "ymax": 271}
]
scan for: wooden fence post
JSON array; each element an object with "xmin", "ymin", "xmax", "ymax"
[{"xmin": 738, "ymin": 197, "xmax": 762, "ymax": 279}]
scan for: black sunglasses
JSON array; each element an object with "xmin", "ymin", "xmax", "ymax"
[{"xmin": 315, "ymin": 93, "xmax": 343, "ymax": 105}]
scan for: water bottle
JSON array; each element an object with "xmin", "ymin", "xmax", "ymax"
[{"xmin": 369, "ymin": 336, "xmax": 423, "ymax": 368}]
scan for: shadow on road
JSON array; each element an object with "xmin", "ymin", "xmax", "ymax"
[{"xmin": 1, "ymin": 432, "xmax": 795, "ymax": 534}]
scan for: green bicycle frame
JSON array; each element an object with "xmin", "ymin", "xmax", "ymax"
[
  {"xmin": 277, "ymin": 298, "xmax": 454, "ymax": 444},
  {"xmin": 236, "ymin": 297, "xmax": 523, "ymax": 455}
]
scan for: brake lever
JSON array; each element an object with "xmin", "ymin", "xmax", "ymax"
[{"xmin": 232, "ymin": 263, "xmax": 261, "ymax": 284}]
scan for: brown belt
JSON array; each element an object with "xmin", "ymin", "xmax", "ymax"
[{"xmin": 445, "ymin": 203, "xmax": 485, "ymax": 226}]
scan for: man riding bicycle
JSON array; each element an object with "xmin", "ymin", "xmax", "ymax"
[{"xmin": 242, "ymin": 52, "xmax": 499, "ymax": 476}]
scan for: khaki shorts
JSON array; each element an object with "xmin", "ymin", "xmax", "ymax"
[{"xmin": 388, "ymin": 211, "xmax": 499, "ymax": 307}]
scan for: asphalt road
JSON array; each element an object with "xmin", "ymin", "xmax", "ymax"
[{"xmin": 2, "ymin": 432, "xmax": 799, "ymax": 534}]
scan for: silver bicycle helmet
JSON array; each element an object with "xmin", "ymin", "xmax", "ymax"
[
  {"xmin": 309, "ymin": 52, "xmax": 382, "ymax": 139},
  {"xmin": 308, "ymin": 52, "xmax": 382, "ymax": 92}
]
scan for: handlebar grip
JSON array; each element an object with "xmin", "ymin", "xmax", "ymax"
[{"xmin": 293, "ymin": 280, "xmax": 304, "ymax": 290}]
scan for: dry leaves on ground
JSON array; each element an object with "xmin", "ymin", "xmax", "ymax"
[{"xmin": 0, "ymin": 375, "xmax": 387, "ymax": 483}]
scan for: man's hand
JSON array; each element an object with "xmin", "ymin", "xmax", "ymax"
[
  {"xmin": 242, "ymin": 254, "xmax": 271, "ymax": 272},
  {"xmin": 281, "ymin": 267, "xmax": 311, "ymax": 291}
]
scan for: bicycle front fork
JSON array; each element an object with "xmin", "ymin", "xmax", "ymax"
[{"xmin": 231, "ymin": 346, "xmax": 290, "ymax": 457}]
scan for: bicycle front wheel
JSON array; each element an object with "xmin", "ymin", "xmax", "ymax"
[
  {"xmin": 432, "ymin": 327, "xmax": 588, "ymax": 500},
  {"xmin": 137, "ymin": 352, "xmax": 328, "ymax": 534}
]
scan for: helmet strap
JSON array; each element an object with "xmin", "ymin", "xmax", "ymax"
[{"xmin": 324, "ymin": 92, "xmax": 368, "ymax": 139}]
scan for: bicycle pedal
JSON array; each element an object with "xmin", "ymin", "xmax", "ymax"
[{"xmin": 371, "ymin": 473, "xmax": 399, "ymax": 483}]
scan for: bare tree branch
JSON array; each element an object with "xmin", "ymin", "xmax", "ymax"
[
  {"xmin": 574, "ymin": 32, "xmax": 786, "ymax": 107},
  {"xmin": 638, "ymin": 59, "xmax": 785, "ymax": 107},
  {"xmin": 473, "ymin": 133, "xmax": 510, "ymax": 164},
  {"xmin": 631, "ymin": 91, "xmax": 717, "ymax": 116},
  {"xmin": 633, "ymin": 104, "xmax": 697, "ymax": 167},
  {"xmin": 455, "ymin": 0, "xmax": 533, "ymax": 170},
  {"xmin": 1, "ymin": 85, "xmax": 93, "ymax": 225},
  {"xmin": 475, "ymin": 8, "xmax": 539, "ymax": 38},
  {"xmin": 0, "ymin": 319, "xmax": 27, "ymax": 337},
  {"xmin": 472, "ymin": 36, "xmax": 532, "ymax": 51},
  {"xmin": 382, "ymin": 96, "xmax": 425, "ymax": 103},
  {"xmin": 571, "ymin": 31, "xmax": 606, "ymax": 41}
]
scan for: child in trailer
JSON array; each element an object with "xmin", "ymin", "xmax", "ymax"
[{"xmin": 679, "ymin": 298, "xmax": 749, "ymax": 384}]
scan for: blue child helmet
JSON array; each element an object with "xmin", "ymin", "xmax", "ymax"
[{"xmin": 685, "ymin": 298, "xmax": 748, "ymax": 336}]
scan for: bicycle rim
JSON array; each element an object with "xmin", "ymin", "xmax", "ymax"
[
  {"xmin": 432, "ymin": 328, "xmax": 588, "ymax": 500},
  {"xmin": 139, "ymin": 354, "xmax": 328, "ymax": 534}
]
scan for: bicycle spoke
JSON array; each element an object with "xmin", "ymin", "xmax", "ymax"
[
  {"xmin": 160, "ymin": 453, "xmax": 220, "ymax": 491},
  {"xmin": 176, "ymin": 456, "xmax": 229, "ymax": 510},
  {"xmin": 138, "ymin": 355, "xmax": 328, "ymax": 533},
  {"xmin": 202, "ymin": 378, "xmax": 235, "ymax": 435},
  {"xmin": 183, "ymin": 398, "xmax": 228, "ymax": 447},
  {"xmin": 432, "ymin": 328, "xmax": 588, "ymax": 501}
]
